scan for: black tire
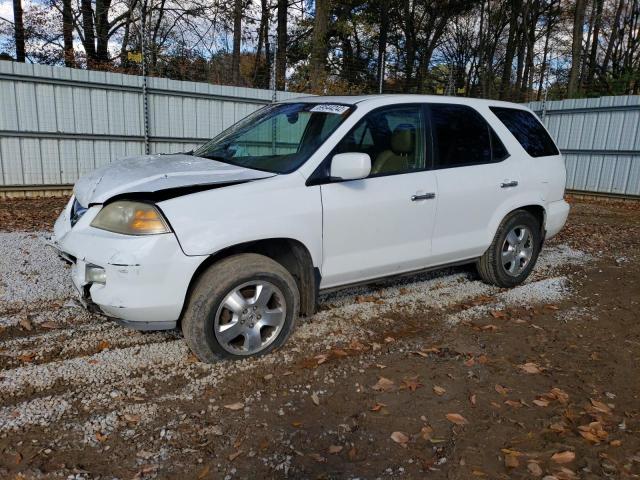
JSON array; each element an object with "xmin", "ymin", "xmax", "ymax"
[
  {"xmin": 476, "ymin": 210, "xmax": 542, "ymax": 288},
  {"xmin": 182, "ymin": 253, "xmax": 299, "ymax": 362}
]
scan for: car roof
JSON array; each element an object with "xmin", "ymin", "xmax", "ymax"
[{"xmin": 279, "ymin": 94, "xmax": 530, "ymax": 111}]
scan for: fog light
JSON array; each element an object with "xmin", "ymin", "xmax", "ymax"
[{"xmin": 86, "ymin": 264, "xmax": 106, "ymax": 284}]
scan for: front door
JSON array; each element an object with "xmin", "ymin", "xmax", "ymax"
[{"xmin": 319, "ymin": 104, "xmax": 437, "ymax": 288}]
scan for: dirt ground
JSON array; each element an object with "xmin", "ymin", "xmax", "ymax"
[{"xmin": 0, "ymin": 195, "xmax": 639, "ymax": 480}]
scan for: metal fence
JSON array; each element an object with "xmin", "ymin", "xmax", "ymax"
[
  {"xmin": 526, "ymin": 96, "xmax": 640, "ymax": 197},
  {"xmin": 0, "ymin": 62, "xmax": 306, "ymax": 190},
  {"xmin": 0, "ymin": 62, "xmax": 638, "ymax": 198}
]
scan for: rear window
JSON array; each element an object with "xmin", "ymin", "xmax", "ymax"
[
  {"xmin": 430, "ymin": 104, "xmax": 509, "ymax": 169},
  {"xmin": 490, "ymin": 107, "xmax": 559, "ymax": 157}
]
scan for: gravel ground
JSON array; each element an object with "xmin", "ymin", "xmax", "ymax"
[{"xmin": 1, "ymin": 197, "xmax": 639, "ymax": 479}]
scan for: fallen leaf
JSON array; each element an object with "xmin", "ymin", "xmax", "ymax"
[
  {"xmin": 401, "ymin": 376, "xmax": 423, "ymax": 392},
  {"xmin": 551, "ymin": 451, "xmax": 575, "ymax": 464},
  {"xmin": 308, "ymin": 452, "xmax": 326, "ymax": 463},
  {"xmin": 433, "ymin": 385, "xmax": 446, "ymax": 396},
  {"xmin": 197, "ymin": 465, "xmax": 210, "ymax": 479},
  {"xmin": 533, "ymin": 398, "xmax": 550, "ymax": 407},
  {"xmin": 610, "ymin": 439, "xmax": 621, "ymax": 447},
  {"xmin": 469, "ymin": 394, "xmax": 477, "ymax": 406},
  {"xmin": 95, "ymin": 431, "xmax": 108, "ymax": 442},
  {"xmin": 371, "ymin": 376, "xmax": 395, "ymax": 392},
  {"xmin": 311, "ymin": 392, "xmax": 320, "ymax": 406},
  {"xmin": 263, "ymin": 374, "xmax": 273, "ymax": 381},
  {"xmin": 495, "ymin": 384, "xmax": 509, "ymax": 395},
  {"xmin": 348, "ymin": 446, "xmax": 358, "ymax": 461},
  {"xmin": 481, "ymin": 324, "xmax": 499, "ymax": 331},
  {"xmin": 464, "ymin": 357, "xmax": 475, "ymax": 367},
  {"xmin": 527, "ymin": 461, "xmax": 543, "ymax": 476},
  {"xmin": 420, "ymin": 425, "xmax": 433, "ymax": 440},
  {"xmin": 17, "ymin": 352, "xmax": 35, "ymax": 363},
  {"xmin": 97, "ymin": 340, "xmax": 110, "ymax": 351},
  {"xmin": 19, "ymin": 315, "xmax": 33, "ymax": 331},
  {"xmin": 390, "ymin": 431, "xmax": 409, "ymax": 446},
  {"xmin": 292, "ymin": 421, "xmax": 303, "ymax": 428},
  {"xmin": 40, "ymin": 321, "xmax": 58, "ymax": 329},
  {"xmin": 445, "ymin": 413, "xmax": 468, "ymax": 425},
  {"xmin": 505, "ymin": 399, "xmax": 523, "ymax": 408},
  {"xmin": 504, "ymin": 453, "xmax": 519, "ymax": 468},
  {"xmin": 328, "ymin": 445, "xmax": 343, "ymax": 454},
  {"xmin": 491, "ymin": 310, "xmax": 507, "ymax": 319},
  {"xmin": 519, "ymin": 362, "xmax": 543, "ymax": 374},
  {"xmin": 315, "ymin": 354, "xmax": 328, "ymax": 365},
  {"xmin": 124, "ymin": 413, "xmax": 141, "ymax": 423},
  {"xmin": 224, "ymin": 402, "xmax": 244, "ymax": 411},
  {"xmin": 589, "ymin": 398, "xmax": 612, "ymax": 414},
  {"xmin": 228, "ymin": 450, "xmax": 243, "ymax": 461},
  {"xmin": 370, "ymin": 402, "xmax": 387, "ymax": 412},
  {"xmin": 549, "ymin": 388, "xmax": 569, "ymax": 404}
]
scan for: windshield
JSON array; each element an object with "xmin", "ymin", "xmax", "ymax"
[{"xmin": 193, "ymin": 102, "xmax": 354, "ymax": 174}]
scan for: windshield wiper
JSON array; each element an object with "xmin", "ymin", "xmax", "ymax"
[{"xmin": 197, "ymin": 153, "xmax": 233, "ymax": 163}]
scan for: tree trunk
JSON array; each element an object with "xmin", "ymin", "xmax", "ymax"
[
  {"xmin": 276, "ymin": 0, "xmax": 287, "ymax": 90},
  {"xmin": 310, "ymin": 0, "xmax": 330, "ymax": 92},
  {"xmin": 231, "ymin": 0, "xmax": 243, "ymax": 84},
  {"xmin": 585, "ymin": 0, "xmax": 603, "ymax": 89},
  {"xmin": 499, "ymin": 0, "xmax": 521, "ymax": 99},
  {"xmin": 81, "ymin": 0, "xmax": 97, "ymax": 66},
  {"xmin": 62, "ymin": 0, "xmax": 76, "ymax": 66},
  {"xmin": 12, "ymin": 0, "xmax": 26, "ymax": 62},
  {"xmin": 536, "ymin": 13, "xmax": 553, "ymax": 100},
  {"xmin": 95, "ymin": 0, "xmax": 113, "ymax": 65},
  {"xmin": 567, "ymin": 0, "xmax": 587, "ymax": 97},
  {"xmin": 376, "ymin": 0, "xmax": 388, "ymax": 90},
  {"xmin": 253, "ymin": 0, "xmax": 269, "ymax": 86}
]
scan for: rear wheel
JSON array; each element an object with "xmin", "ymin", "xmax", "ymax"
[
  {"xmin": 182, "ymin": 253, "xmax": 299, "ymax": 362},
  {"xmin": 476, "ymin": 210, "xmax": 542, "ymax": 288}
]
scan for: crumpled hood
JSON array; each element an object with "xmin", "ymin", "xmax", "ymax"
[{"xmin": 73, "ymin": 153, "xmax": 274, "ymax": 206}]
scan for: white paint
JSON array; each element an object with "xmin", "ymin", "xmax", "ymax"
[{"xmin": 52, "ymin": 95, "xmax": 569, "ymax": 330}]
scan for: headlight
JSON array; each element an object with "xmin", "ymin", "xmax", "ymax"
[{"xmin": 90, "ymin": 201, "xmax": 171, "ymax": 235}]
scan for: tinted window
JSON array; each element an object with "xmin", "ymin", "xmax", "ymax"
[
  {"xmin": 430, "ymin": 104, "xmax": 505, "ymax": 168},
  {"xmin": 490, "ymin": 107, "xmax": 559, "ymax": 157},
  {"xmin": 334, "ymin": 105, "xmax": 426, "ymax": 176}
]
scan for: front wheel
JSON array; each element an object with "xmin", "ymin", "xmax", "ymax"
[
  {"xmin": 182, "ymin": 253, "xmax": 299, "ymax": 362},
  {"xmin": 476, "ymin": 210, "xmax": 542, "ymax": 288}
]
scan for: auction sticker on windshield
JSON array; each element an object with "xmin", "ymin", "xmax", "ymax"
[{"xmin": 309, "ymin": 104, "xmax": 351, "ymax": 114}]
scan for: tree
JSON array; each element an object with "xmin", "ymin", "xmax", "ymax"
[
  {"xmin": 310, "ymin": 0, "xmax": 330, "ymax": 92},
  {"xmin": 276, "ymin": 0, "xmax": 287, "ymax": 89},
  {"xmin": 12, "ymin": 0, "xmax": 26, "ymax": 61},
  {"xmin": 567, "ymin": 0, "xmax": 587, "ymax": 96},
  {"xmin": 62, "ymin": 0, "xmax": 75, "ymax": 66},
  {"xmin": 231, "ymin": 0, "xmax": 243, "ymax": 84}
]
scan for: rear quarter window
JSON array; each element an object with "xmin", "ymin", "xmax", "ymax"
[{"xmin": 490, "ymin": 107, "xmax": 559, "ymax": 158}]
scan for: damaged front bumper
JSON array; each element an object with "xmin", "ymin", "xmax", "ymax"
[{"xmin": 50, "ymin": 198, "xmax": 205, "ymax": 331}]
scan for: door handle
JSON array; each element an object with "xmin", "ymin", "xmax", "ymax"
[
  {"xmin": 411, "ymin": 193, "xmax": 436, "ymax": 201},
  {"xmin": 500, "ymin": 181, "xmax": 519, "ymax": 188}
]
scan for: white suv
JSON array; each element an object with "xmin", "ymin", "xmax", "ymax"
[{"xmin": 52, "ymin": 95, "xmax": 569, "ymax": 362}]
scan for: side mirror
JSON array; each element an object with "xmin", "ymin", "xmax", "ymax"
[{"xmin": 330, "ymin": 153, "xmax": 371, "ymax": 181}]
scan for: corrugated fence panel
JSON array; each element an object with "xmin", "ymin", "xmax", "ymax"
[
  {"xmin": 526, "ymin": 95, "xmax": 640, "ymax": 197},
  {"xmin": 0, "ymin": 62, "xmax": 307, "ymax": 187}
]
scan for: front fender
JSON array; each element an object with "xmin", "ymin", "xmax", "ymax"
[{"xmin": 158, "ymin": 173, "xmax": 323, "ymax": 267}]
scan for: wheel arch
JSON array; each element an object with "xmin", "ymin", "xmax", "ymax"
[{"xmin": 180, "ymin": 238, "xmax": 318, "ymax": 324}]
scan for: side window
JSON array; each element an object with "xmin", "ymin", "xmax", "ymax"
[
  {"xmin": 334, "ymin": 105, "xmax": 426, "ymax": 176},
  {"xmin": 490, "ymin": 107, "xmax": 559, "ymax": 157},
  {"xmin": 430, "ymin": 104, "xmax": 503, "ymax": 168}
]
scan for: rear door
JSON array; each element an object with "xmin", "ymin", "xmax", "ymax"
[
  {"xmin": 319, "ymin": 104, "xmax": 438, "ymax": 288},
  {"xmin": 428, "ymin": 103, "xmax": 517, "ymax": 265}
]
